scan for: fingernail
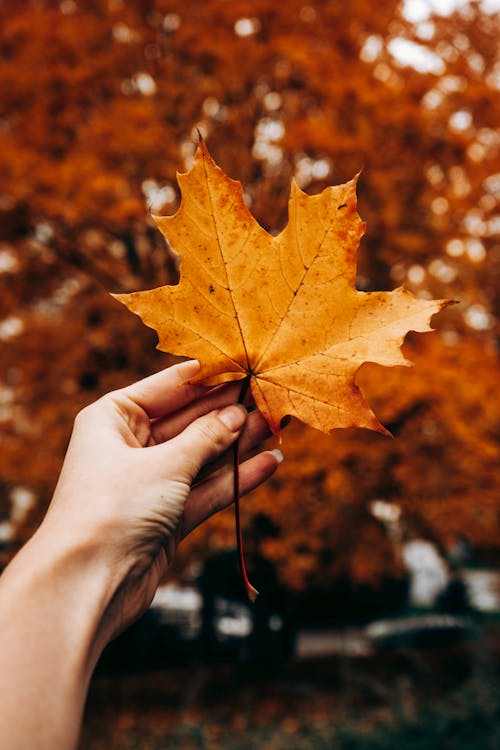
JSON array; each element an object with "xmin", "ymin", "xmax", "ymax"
[
  {"xmin": 218, "ymin": 404, "xmax": 247, "ymax": 432},
  {"xmin": 181, "ymin": 359, "xmax": 200, "ymax": 371},
  {"xmin": 270, "ymin": 448, "xmax": 284, "ymax": 464}
]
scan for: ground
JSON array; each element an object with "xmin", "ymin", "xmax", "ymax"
[{"xmin": 81, "ymin": 619, "xmax": 500, "ymax": 749}]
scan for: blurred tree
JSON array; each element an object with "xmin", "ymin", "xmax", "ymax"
[{"xmin": 0, "ymin": 0, "xmax": 498, "ymax": 591}]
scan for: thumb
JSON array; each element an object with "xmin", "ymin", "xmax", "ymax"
[{"xmin": 165, "ymin": 403, "xmax": 248, "ymax": 482}]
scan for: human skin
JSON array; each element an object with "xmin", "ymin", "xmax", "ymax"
[{"xmin": 0, "ymin": 360, "xmax": 282, "ymax": 749}]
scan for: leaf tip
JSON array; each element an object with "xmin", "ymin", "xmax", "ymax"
[
  {"xmin": 441, "ymin": 298, "xmax": 459, "ymax": 310},
  {"xmin": 371, "ymin": 418, "xmax": 393, "ymax": 439},
  {"xmin": 353, "ymin": 168, "xmax": 364, "ymax": 183},
  {"xmin": 197, "ymin": 136, "xmax": 216, "ymax": 166},
  {"xmin": 428, "ymin": 297, "xmax": 457, "ymax": 328},
  {"xmin": 290, "ymin": 177, "xmax": 306, "ymax": 199},
  {"xmin": 110, "ymin": 291, "xmax": 127, "ymax": 305}
]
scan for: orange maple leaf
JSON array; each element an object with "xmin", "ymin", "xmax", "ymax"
[{"xmin": 114, "ymin": 141, "xmax": 448, "ymax": 437}]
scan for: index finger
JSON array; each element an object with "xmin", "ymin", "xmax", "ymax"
[{"xmin": 121, "ymin": 360, "xmax": 207, "ymax": 419}]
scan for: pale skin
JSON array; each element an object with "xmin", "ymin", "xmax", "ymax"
[{"xmin": 0, "ymin": 360, "xmax": 283, "ymax": 750}]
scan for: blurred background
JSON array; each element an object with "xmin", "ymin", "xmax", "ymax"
[{"xmin": 1, "ymin": 0, "xmax": 499, "ymax": 747}]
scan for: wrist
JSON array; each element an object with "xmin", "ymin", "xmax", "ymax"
[
  {"xmin": 0, "ymin": 522, "xmax": 121, "ymax": 675},
  {"xmin": 0, "ymin": 523, "xmax": 122, "ymax": 749}
]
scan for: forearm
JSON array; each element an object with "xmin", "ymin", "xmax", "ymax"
[
  {"xmin": 0, "ymin": 365, "xmax": 280, "ymax": 748},
  {"xmin": 0, "ymin": 527, "xmax": 118, "ymax": 750}
]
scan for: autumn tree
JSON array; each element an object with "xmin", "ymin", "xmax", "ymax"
[{"xmin": 0, "ymin": 0, "xmax": 498, "ymax": 590}]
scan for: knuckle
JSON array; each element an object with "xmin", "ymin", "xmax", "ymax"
[
  {"xmin": 74, "ymin": 392, "xmax": 115, "ymax": 425},
  {"xmin": 196, "ymin": 416, "xmax": 227, "ymax": 450},
  {"xmin": 73, "ymin": 403, "xmax": 93, "ymax": 425}
]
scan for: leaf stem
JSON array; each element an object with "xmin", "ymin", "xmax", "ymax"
[{"xmin": 233, "ymin": 375, "xmax": 258, "ymax": 602}]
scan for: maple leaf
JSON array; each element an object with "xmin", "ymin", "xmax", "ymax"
[{"xmin": 114, "ymin": 141, "xmax": 448, "ymax": 437}]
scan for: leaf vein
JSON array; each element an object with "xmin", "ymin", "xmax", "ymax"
[
  {"xmin": 201, "ymin": 155, "xmax": 250, "ymax": 370},
  {"xmin": 253, "ymin": 214, "xmax": 334, "ymax": 371}
]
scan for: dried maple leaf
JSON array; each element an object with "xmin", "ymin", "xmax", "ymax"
[{"xmin": 114, "ymin": 141, "xmax": 448, "ymax": 437}]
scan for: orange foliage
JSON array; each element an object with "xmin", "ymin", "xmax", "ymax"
[
  {"xmin": 222, "ymin": 335, "xmax": 500, "ymax": 590},
  {"xmin": 0, "ymin": 0, "xmax": 498, "ymax": 589}
]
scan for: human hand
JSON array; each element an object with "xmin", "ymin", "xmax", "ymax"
[
  {"xmin": 42, "ymin": 359, "xmax": 282, "ymax": 643},
  {"xmin": 0, "ymin": 359, "xmax": 284, "ymax": 750}
]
